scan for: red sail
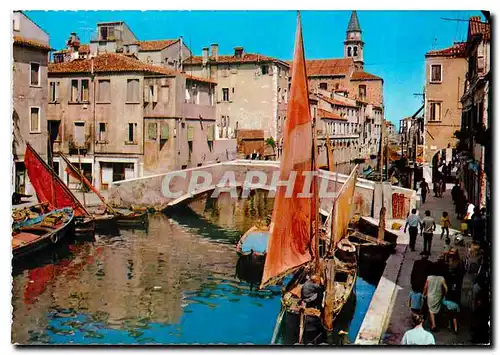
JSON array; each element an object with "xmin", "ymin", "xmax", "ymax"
[
  {"xmin": 260, "ymin": 13, "xmax": 317, "ymax": 288},
  {"xmin": 24, "ymin": 143, "xmax": 89, "ymax": 217}
]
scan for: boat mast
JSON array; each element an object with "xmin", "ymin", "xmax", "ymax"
[
  {"xmin": 312, "ymin": 94, "xmax": 320, "ymax": 275},
  {"xmin": 378, "ymin": 120, "xmax": 386, "ymax": 241},
  {"xmin": 77, "ymin": 147, "xmax": 86, "ymax": 208},
  {"xmin": 48, "ymin": 135, "xmax": 56, "ymax": 209}
]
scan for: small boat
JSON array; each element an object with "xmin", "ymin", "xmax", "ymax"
[
  {"xmin": 60, "ymin": 153, "xmax": 149, "ymax": 228},
  {"xmin": 12, "ymin": 207, "xmax": 75, "ymax": 259},
  {"xmin": 236, "ymin": 225, "xmax": 269, "ymax": 258},
  {"xmin": 24, "ymin": 143, "xmax": 95, "ymax": 235}
]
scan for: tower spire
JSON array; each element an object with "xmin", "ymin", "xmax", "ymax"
[
  {"xmin": 347, "ymin": 10, "xmax": 362, "ymax": 32},
  {"xmin": 344, "ymin": 11, "xmax": 364, "ymax": 71}
]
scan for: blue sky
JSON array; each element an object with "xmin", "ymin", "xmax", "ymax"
[{"xmin": 26, "ymin": 10, "xmax": 483, "ymax": 128}]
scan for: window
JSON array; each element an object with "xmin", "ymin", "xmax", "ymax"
[
  {"xmin": 30, "ymin": 63, "xmax": 40, "ymax": 86},
  {"xmin": 430, "ymin": 64, "xmax": 442, "ymax": 83},
  {"xmin": 284, "ymin": 89, "xmax": 288, "ymax": 103},
  {"xmin": 73, "ymin": 122, "xmax": 85, "ymax": 147},
  {"xmin": 319, "ymin": 82, "xmax": 328, "ymax": 90},
  {"xmin": 71, "ymin": 80, "xmax": 79, "ymax": 102},
  {"xmin": 161, "ymin": 85, "xmax": 169, "ymax": 103},
  {"xmin": 49, "ymin": 82, "xmax": 59, "ymax": 102},
  {"xmin": 30, "ymin": 107, "xmax": 40, "ymax": 132},
  {"xmin": 429, "ymin": 102, "xmax": 442, "ymax": 121},
  {"xmin": 261, "ymin": 65, "xmax": 269, "ymax": 75},
  {"xmin": 148, "ymin": 122, "xmax": 157, "ymax": 141},
  {"xmin": 358, "ymin": 85, "xmax": 366, "ymax": 100},
  {"xmin": 98, "ymin": 122, "xmax": 106, "ymax": 141},
  {"xmin": 81, "ymin": 79, "xmax": 89, "ymax": 102},
  {"xmin": 128, "ymin": 123, "xmax": 135, "ymax": 142},
  {"xmin": 187, "ymin": 125, "xmax": 194, "ymax": 142},
  {"xmin": 278, "ymin": 88, "xmax": 281, "ymax": 103},
  {"xmin": 126, "ymin": 79, "xmax": 140, "ymax": 102},
  {"xmin": 222, "ymin": 88, "xmax": 230, "ymax": 102},
  {"xmin": 347, "ymin": 47, "xmax": 352, "ymax": 57},
  {"xmin": 100, "ymin": 26, "xmax": 108, "ymax": 40},
  {"xmin": 98, "ymin": 80, "xmax": 111, "ymax": 102},
  {"xmin": 353, "ymin": 46, "xmax": 358, "ymax": 57}
]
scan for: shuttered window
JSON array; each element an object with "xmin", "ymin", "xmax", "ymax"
[
  {"xmin": 30, "ymin": 107, "xmax": 40, "ymax": 132},
  {"xmin": 127, "ymin": 79, "xmax": 140, "ymax": 102},
  {"xmin": 207, "ymin": 125, "xmax": 214, "ymax": 142},
  {"xmin": 160, "ymin": 123, "xmax": 169, "ymax": 140},
  {"xmin": 81, "ymin": 79, "xmax": 89, "ymax": 102},
  {"xmin": 148, "ymin": 122, "xmax": 157, "ymax": 141},
  {"xmin": 187, "ymin": 125, "xmax": 194, "ymax": 142},
  {"xmin": 30, "ymin": 63, "xmax": 40, "ymax": 86},
  {"xmin": 71, "ymin": 80, "xmax": 79, "ymax": 102},
  {"xmin": 98, "ymin": 79, "xmax": 111, "ymax": 102}
]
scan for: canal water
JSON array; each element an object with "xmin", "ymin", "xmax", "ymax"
[{"xmin": 11, "ymin": 191, "xmax": 384, "ymax": 345}]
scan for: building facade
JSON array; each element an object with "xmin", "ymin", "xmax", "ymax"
[
  {"xmin": 423, "ymin": 42, "xmax": 467, "ymax": 165},
  {"xmin": 303, "ymin": 11, "xmax": 384, "ymax": 160},
  {"xmin": 182, "ymin": 45, "xmax": 290, "ymax": 141},
  {"xmin": 459, "ymin": 16, "xmax": 490, "ymax": 209},
  {"xmin": 48, "ymin": 53, "xmax": 230, "ymax": 190},
  {"xmin": 12, "ymin": 11, "xmax": 52, "ymax": 194}
]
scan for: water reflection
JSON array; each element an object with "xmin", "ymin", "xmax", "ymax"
[{"xmin": 11, "ymin": 190, "xmax": 382, "ymax": 345}]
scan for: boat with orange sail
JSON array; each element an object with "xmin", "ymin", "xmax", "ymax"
[
  {"xmin": 259, "ymin": 13, "xmax": 358, "ymax": 345},
  {"xmin": 24, "ymin": 143, "xmax": 95, "ymax": 234}
]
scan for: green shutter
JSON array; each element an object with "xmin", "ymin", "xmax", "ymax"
[
  {"xmin": 148, "ymin": 122, "xmax": 157, "ymax": 140},
  {"xmin": 187, "ymin": 125, "xmax": 194, "ymax": 142},
  {"xmin": 207, "ymin": 125, "xmax": 214, "ymax": 142},
  {"xmin": 160, "ymin": 123, "xmax": 169, "ymax": 140}
]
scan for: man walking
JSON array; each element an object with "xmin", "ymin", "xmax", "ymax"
[
  {"xmin": 404, "ymin": 208, "xmax": 421, "ymax": 252},
  {"xmin": 420, "ymin": 210, "xmax": 436, "ymax": 255},
  {"xmin": 420, "ymin": 179, "xmax": 429, "ymax": 204}
]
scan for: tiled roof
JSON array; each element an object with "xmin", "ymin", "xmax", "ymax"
[
  {"xmin": 304, "ymin": 58, "xmax": 354, "ymax": 76},
  {"xmin": 13, "ymin": 35, "xmax": 53, "ymax": 51},
  {"xmin": 317, "ymin": 108, "xmax": 345, "ymax": 120},
  {"xmin": 139, "ymin": 39, "xmax": 179, "ymax": 51},
  {"xmin": 318, "ymin": 93, "xmax": 357, "ymax": 108},
  {"xmin": 54, "ymin": 44, "xmax": 90, "ymax": 55},
  {"xmin": 350, "ymin": 71, "xmax": 382, "ymax": 81},
  {"xmin": 426, "ymin": 42, "xmax": 467, "ymax": 58},
  {"xmin": 184, "ymin": 53, "xmax": 289, "ymax": 67},
  {"xmin": 469, "ymin": 16, "xmax": 490, "ymax": 41},
  {"xmin": 48, "ymin": 53, "xmax": 216, "ymax": 84}
]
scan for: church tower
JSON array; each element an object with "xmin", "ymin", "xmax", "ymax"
[{"xmin": 344, "ymin": 11, "xmax": 364, "ymax": 71}]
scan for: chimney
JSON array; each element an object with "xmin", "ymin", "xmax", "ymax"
[
  {"xmin": 202, "ymin": 47, "xmax": 209, "ymax": 65},
  {"xmin": 66, "ymin": 32, "xmax": 81, "ymax": 52},
  {"xmin": 211, "ymin": 43, "xmax": 219, "ymax": 61},
  {"xmin": 234, "ymin": 46, "xmax": 244, "ymax": 58}
]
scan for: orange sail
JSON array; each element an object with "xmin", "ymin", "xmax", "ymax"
[
  {"xmin": 329, "ymin": 167, "xmax": 358, "ymax": 252},
  {"xmin": 260, "ymin": 13, "xmax": 317, "ymax": 288},
  {"xmin": 24, "ymin": 143, "xmax": 89, "ymax": 217}
]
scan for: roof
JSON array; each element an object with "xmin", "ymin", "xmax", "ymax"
[
  {"xmin": 426, "ymin": 42, "xmax": 467, "ymax": 58},
  {"xmin": 139, "ymin": 39, "xmax": 179, "ymax": 51},
  {"xmin": 48, "ymin": 53, "xmax": 216, "ymax": 84},
  {"xmin": 317, "ymin": 108, "xmax": 345, "ymax": 120},
  {"xmin": 54, "ymin": 44, "xmax": 90, "ymax": 55},
  {"xmin": 13, "ymin": 35, "xmax": 53, "ymax": 51},
  {"xmin": 347, "ymin": 11, "xmax": 362, "ymax": 32},
  {"xmin": 304, "ymin": 58, "xmax": 354, "ymax": 77},
  {"xmin": 318, "ymin": 93, "xmax": 357, "ymax": 108},
  {"xmin": 469, "ymin": 16, "xmax": 490, "ymax": 41},
  {"xmin": 184, "ymin": 53, "xmax": 289, "ymax": 67},
  {"xmin": 350, "ymin": 71, "xmax": 383, "ymax": 81}
]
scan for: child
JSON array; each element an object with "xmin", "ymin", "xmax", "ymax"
[
  {"xmin": 408, "ymin": 290, "xmax": 424, "ymax": 316},
  {"xmin": 441, "ymin": 211, "xmax": 451, "ymax": 239},
  {"xmin": 442, "ymin": 298, "xmax": 460, "ymax": 334}
]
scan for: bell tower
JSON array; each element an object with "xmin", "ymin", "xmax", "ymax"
[{"xmin": 344, "ymin": 11, "xmax": 364, "ymax": 71}]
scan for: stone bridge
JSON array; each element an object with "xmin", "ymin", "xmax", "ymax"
[{"xmin": 108, "ymin": 160, "xmax": 417, "ymax": 219}]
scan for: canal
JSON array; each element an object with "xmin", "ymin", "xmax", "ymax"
[{"xmin": 11, "ymin": 191, "xmax": 385, "ymax": 345}]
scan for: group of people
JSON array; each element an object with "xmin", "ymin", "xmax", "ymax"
[
  {"xmin": 451, "ymin": 181, "xmax": 469, "ymax": 220},
  {"xmin": 402, "ymin": 248, "xmax": 466, "ymax": 344},
  {"xmin": 433, "ymin": 176, "xmax": 446, "ymax": 198},
  {"xmin": 404, "ymin": 208, "xmax": 448, "ymax": 255}
]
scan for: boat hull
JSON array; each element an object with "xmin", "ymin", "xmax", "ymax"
[{"xmin": 12, "ymin": 208, "xmax": 75, "ymax": 259}]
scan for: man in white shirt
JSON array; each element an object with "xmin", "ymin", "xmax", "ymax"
[
  {"xmin": 401, "ymin": 314, "xmax": 435, "ymax": 345},
  {"xmin": 404, "ymin": 209, "xmax": 420, "ymax": 252}
]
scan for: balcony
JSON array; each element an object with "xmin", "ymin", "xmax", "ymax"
[{"xmin": 69, "ymin": 135, "xmax": 91, "ymax": 155}]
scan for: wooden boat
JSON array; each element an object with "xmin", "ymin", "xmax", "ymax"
[
  {"xmin": 60, "ymin": 153, "xmax": 149, "ymax": 227},
  {"xmin": 12, "ymin": 207, "xmax": 75, "ymax": 259},
  {"xmin": 24, "ymin": 143, "xmax": 95, "ymax": 234},
  {"xmin": 259, "ymin": 15, "xmax": 359, "ymax": 345}
]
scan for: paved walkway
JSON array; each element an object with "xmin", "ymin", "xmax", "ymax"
[{"xmin": 381, "ymin": 189, "xmax": 478, "ymax": 345}]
